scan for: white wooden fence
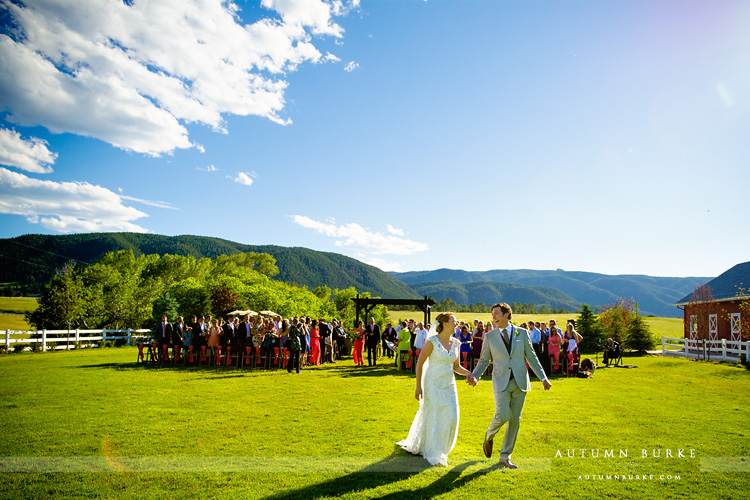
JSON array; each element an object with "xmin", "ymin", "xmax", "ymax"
[
  {"xmin": 3, "ymin": 328, "xmax": 152, "ymax": 352},
  {"xmin": 661, "ymin": 336, "xmax": 750, "ymax": 362}
]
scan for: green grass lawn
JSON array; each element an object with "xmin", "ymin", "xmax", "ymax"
[
  {"xmin": 0, "ymin": 348, "xmax": 747, "ymax": 499},
  {"xmin": 0, "ymin": 297, "xmax": 37, "ymax": 331},
  {"xmin": 0, "ymin": 296, "xmax": 38, "ymax": 314}
]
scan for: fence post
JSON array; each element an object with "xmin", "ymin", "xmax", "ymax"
[
  {"xmin": 661, "ymin": 336, "xmax": 665, "ymax": 355},
  {"xmin": 41, "ymin": 329, "xmax": 46, "ymax": 352},
  {"xmin": 721, "ymin": 339, "xmax": 726, "ymax": 361},
  {"xmin": 75, "ymin": 328, "xmax": 80, "ymax": 347},
  {"xmin": 127, "ymin": 329, "xmax": 132, "ymax": 346},
  {"xmin": 102, "ymin": 328, "xmax": 108, "ymax": 345},
  {"xmin": 5, "ymin": 329, "xmax": 9, "ymax": 352}
]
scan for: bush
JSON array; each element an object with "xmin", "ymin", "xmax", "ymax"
[
  {"xmin": 624, "ymin": 315, "xmax": 656, "ymax": 352},
  {"xmin": 13, "ymin": 343, "xmax": 28, "ymax": 353}
]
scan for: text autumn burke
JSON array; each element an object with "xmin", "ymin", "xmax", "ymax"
[{"xmin": 555, "ymin": 449, "xmax": 696, "ymax": 459}]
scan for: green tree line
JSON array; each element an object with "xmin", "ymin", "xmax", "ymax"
[{"xmin": 27, "ymin": 250, "xmax": 385, "ymax": 331}]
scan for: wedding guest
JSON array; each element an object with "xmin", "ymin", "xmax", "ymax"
[
  {"xmin": 191, "ymin": 315, "xmax": 206, "ymax": 352},
  {"xmin": 318, "ymin": 318, "xmax": 332, "ymax": 364},
  {"xmin": 548, "ymin": 323, "xmax": 563, "ymax": 373},
  {"xmin": 207, "ymin": 319, "xmax": 221, "ymax": 351},
  {"xmin": 471, "ymin": 322, "xmax": 485, "ymax": 360},
  {"xmin": 603, "ymin": 338, "xmax": 621, "ymax": 366},
  {"xmin": 172, "ymin": 316, "xmax": 186, "ymax": 350},
  {"xmin": 459, "ymin": 325, "xmax": 472, "ymax": 360},
  {"xmin": 183, "ymin": 317, "xmax": 193, "ymax": 349},
  {"xmin": 155, "ymin": 315, "xmax": 172, "ymax": 347},
  {"xmin": 286, "ymin": 321, "xmax": 302, "ymax": 374},
  {"xmin": 565, "ymin": 323, "xmax": 581, "ymax": 373},
  {"xmin": 333, "ymin": 320, "xmax": 347, "ymax": 358},
  {"xmin": 382, "ymin": 323, "xmax": 396, "ymax": 358},
  {"xmin": 484, "ymin": 321, "xmax": 493, "ymax": 333},
  {"xmin": 352, "ymin": 320, "xmax": 365, "ymax": 366},
  {"xmin": 396, "ymin": 321, "xmax": 411, "ymax": 369},
  {"xmin": 365, "ymin": 317, "xmax": 381, "ymax": 366},
  {"xmin": 309, "ymin": 319, "xmax": 321, "ymax": 366},
  {"xmin": 414, "ymin": 322, "xmax": 428, "ymax": 351},
  {"xmin": 279, "ymin": 319, "xmax": 290, "ymax": 350}
]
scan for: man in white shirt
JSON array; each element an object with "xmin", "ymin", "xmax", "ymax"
[{"xmin": 414, "ymin": 322, "xmax": 428, "ymax": 350}]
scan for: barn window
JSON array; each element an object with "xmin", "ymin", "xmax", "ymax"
[
  {"xmin": 689, "ymin": 315, "xmax": 697, "ymax": 339},
  {"xmin": 708, "ymin": 314, "xmax": 718, "ymax": 340},
  {"xmin": 730, "ymin": 313, "xmax": 741, "ymax": 342}
]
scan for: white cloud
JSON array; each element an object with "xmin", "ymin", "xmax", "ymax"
[
  {"xmin": 0, "ymin": 0, "xmax": 358, "ymax": 156},
  {"xmin": 290, "ymin": 215, "xmax": 429, "ymax": 256},
  {"xmin": 229, "ymin": 172, "xmax": 255, "ymax": 186},
  {"xmin": 0, "ymin": 167, "xmax": 149, "ymax": 233},
  {"xmin": 344, "ymin": 61, "xmax": 359, "ymax": 72},
  {"xmin": 387, "ymin": 224, "xmax": 404, "ymax": 236},
  {"xmin": 119, "ymin": 195, "xmax": 177, "ymax": 210},
  {"xmin": 196, "ymin": 165, "xmax": 218, "ymax": 172},
  {"xmin": 0, "ymin": 128, "xmax": 57, "ymax": 174},
  {"xmin": 357, "ymin": 255, "xmax": 406, "ymax": 272}
]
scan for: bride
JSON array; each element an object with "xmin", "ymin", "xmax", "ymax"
[{"xmin": 397, "ymin": 312, "xmax": 476, "ymax": 466}]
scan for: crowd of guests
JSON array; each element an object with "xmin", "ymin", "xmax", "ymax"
[
  {"xmin": 150, "ymin": 312, "xmax": 589, "ymax": 376},
  {"xmin": 152, "ymin": 313, "xmax": 352, "ymax": 373},
  {"xmin": 372, "ymin": 317, "xmax": 587, "ymax": 376}
]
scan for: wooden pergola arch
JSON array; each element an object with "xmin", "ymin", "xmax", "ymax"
[{"xmin": 351, "ymin": 294, "xmax": 436, "ymax": 328}]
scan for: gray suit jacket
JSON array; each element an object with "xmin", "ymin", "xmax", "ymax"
[{"xmin": 472, "ymin": 324, "xmax": 547, "ymax": 392}]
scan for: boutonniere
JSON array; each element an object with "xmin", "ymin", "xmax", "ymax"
[{"xmin": 514, "ymin": 328, "xmax": 520, "ymax": 337}]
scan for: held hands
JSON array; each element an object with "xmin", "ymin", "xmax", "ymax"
[{"xmin": 466, "ymin": 374, "xmax": 478, "ymax": 386}]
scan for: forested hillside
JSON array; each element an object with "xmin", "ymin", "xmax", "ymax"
[{"xmin": 0, "ymin": 233, "xmax": 415, "ymax": 299}]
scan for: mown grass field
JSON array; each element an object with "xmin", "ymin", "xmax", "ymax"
[
  {"xmin": 0, "ymin": 347, "xmax": 747, "ymax": 499},
  {"xmin": 0, "ymin": 297, "xmax": 38, "ymax": 332}
]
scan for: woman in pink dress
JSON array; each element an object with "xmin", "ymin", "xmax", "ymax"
[
  {"xmin": 352, "ymin": 320, "xmax": 365, "ymax": 366},
  {"xmin": 309, "ymin": 319, "xmax": 321, "ymax": 365},
  {"xmin": 548, "ymin": 326, "xmax": 563, "ymax": 373}
]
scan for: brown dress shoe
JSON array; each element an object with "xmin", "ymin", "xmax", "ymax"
[
  {"xmin": 497, "ymin": 458, "xmax": 518, "ymax": 469},
  {"xmin": 483, "ymin": 438, "xmax": 493, "ymax": 458}
]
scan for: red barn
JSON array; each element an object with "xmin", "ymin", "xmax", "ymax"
[{"xmin": 675, "ymin": 261, "xmax": 750, "ymax": 342}]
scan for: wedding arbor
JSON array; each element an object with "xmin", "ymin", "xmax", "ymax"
[{"xmin": 351, "ymin": 294, "xmax": 436, "ymax": 327}]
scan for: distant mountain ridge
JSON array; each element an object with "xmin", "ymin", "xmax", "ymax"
[
  {"xmin": 0, "ymin": 233, "xmax": 712, "ymax": 317},
  {"xmin": 391, "ymin": 268, "xmax": 711, "ymax": 317},
  {"xmin": 409, "ymin": 280, "xmax": 580, "ymax": 312},
  {"xmin": 0, "ymin": 233, "xmax": 416, "ymax": 299}
]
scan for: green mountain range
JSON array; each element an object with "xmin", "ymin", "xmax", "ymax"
[
  {"xmin": 391, "ymin": 268, "xmax": 710, "ymax": 317},
  {"xmin": 408, "ymin": 280, "xmax": 581, "ymax": 312},
  {"xmin": 0, "ymin": 233, "xmax": 710, "ymax": 317},
  {"xmin": 0, "ymin": 233, "xmax": 416, "ymax": 299}
]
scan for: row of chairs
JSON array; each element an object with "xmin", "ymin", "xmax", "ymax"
[{"xmin": 137, "ymin": 343, "xmax": 312, "ymax": 369}]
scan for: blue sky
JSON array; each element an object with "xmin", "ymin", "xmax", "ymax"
[{"xmin": 0, "ymin": 0, "xmax": 748, "ymax": 278}]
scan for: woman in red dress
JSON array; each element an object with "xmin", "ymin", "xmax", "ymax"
[
  {"xmin": 309, "ymin": 319, "xmax": 321, "ymax": 366},
  {"xmin": 352, "ymin": 320, "xmax": 365, "ymax": 366}
]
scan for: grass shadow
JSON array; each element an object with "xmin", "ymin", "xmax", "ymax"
[{"xmin": 260, "ymin": 451, "xmax": 492, "ymax": 500}]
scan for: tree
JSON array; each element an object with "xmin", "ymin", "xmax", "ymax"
[
  {"xmin": 27, "ymin": 262, "xmax": 87, "ymax": 348},
  {"xmin": 152, "ymin": 293, "xmax": 180, "ymax": 324},
  {"xmin": 687, "ymin": 284, "xmax": 714, "ymax": 361},
  {"xmin": 313, "ymin": 286, "xmax": 331, "ymax": 301},
  {"xmin": 598, "ymin": 298, "xmax": 636, "ymax": 344},
  {"xmin": 210, "ymin": 284, "xmax": 240, "ymax": 318},
  {"xmin": 624, "ymin": 312, "xmax": 655, "ymax": 352},
  {"xmin": 576, "ymin": 303, "xmax": 605, "ymax": 354}
]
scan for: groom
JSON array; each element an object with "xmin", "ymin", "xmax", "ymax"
[{"xmin": 469, "ymin": 302, "xmax": 551, "ymax": 469}]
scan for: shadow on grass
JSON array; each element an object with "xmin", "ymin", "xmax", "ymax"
[
  {"xmin": 336, "ymin": 364, "xmax": 412, "ymax": 379},
  {"xmin": 261, "ymin": 452, "xmax": 493, "ymax": 500}
]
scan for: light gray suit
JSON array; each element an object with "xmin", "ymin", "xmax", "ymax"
[{"xmin": 472, "ymin": 324, "xmax": 547, "ymax": 460}]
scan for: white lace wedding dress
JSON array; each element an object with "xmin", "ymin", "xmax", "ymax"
[{"xmin": 397, "ymin": 335, "xmax": 460, "ymax": 466}]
